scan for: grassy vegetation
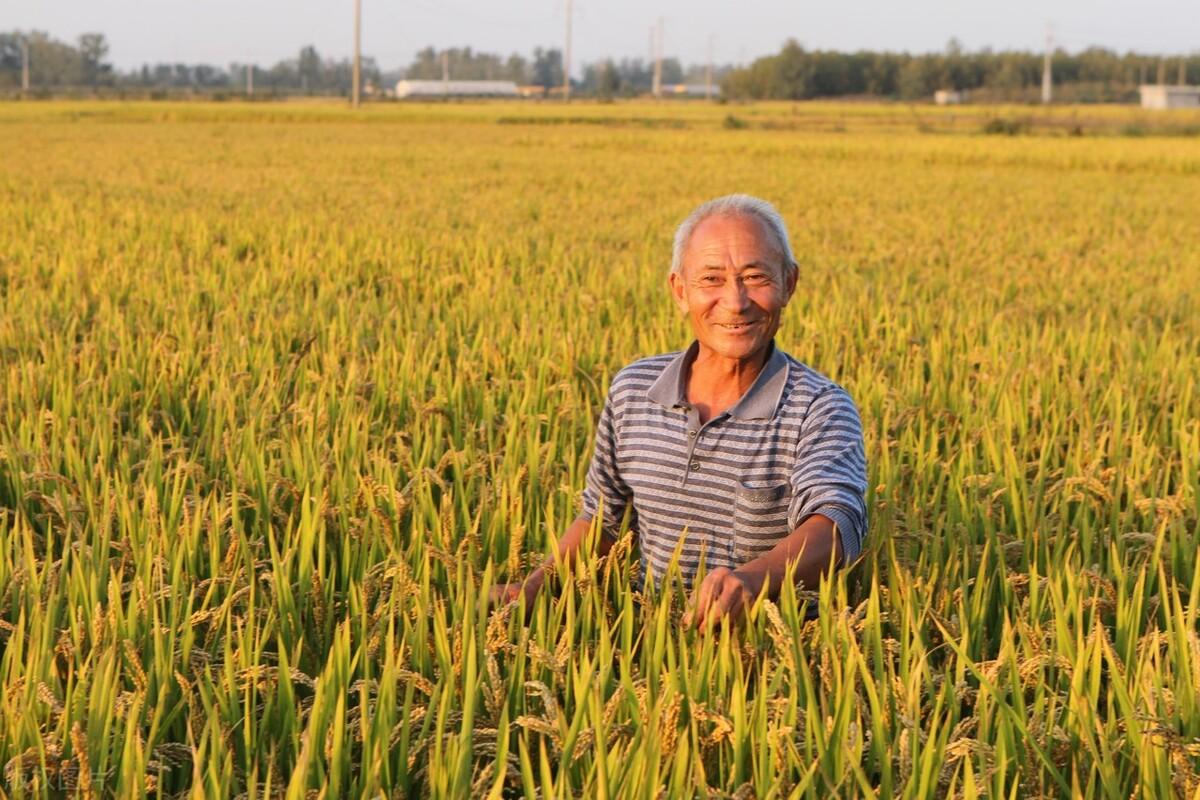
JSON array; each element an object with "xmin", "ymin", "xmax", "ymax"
[
  {"xmin": 4, "ymin": 97, "xmax": 1200, "ymax": 136},
  {"xmin": 0, "ymin": 100, "xmax": 1198, "ymax": 798}
]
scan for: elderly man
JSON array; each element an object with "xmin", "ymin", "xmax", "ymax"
[{"xmin": 492, "ymin": 194, "xmax": 867, "ymax": 630}]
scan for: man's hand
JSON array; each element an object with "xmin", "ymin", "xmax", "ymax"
[
  {"xmin": 682, "ymin": 516, "xmax": 841, "ymax": 632},
  {"xmin": 682, "ymin": 567, "xmax": 764, "ymax": 633},
  {"xmin": 487, "ymin": 516, "xmax": 603, "ymax": 617},
  {"xmin": 488, "ymin": 570, "xmax": 545, "ymax": 611}
]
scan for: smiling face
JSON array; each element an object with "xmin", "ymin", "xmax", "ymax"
[{"xmin": 668, "ymin": 213, "xmax": 797, "ymax": 363}]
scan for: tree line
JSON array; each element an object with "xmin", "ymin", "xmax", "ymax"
[
  {"xmin": 0, "ymin": 30, "xmax": 736, "ymax": 99},
  {"xmin": 403, "ymin": 47, "xmax": 732, "ymax": 97},
  {"xmin": 721, "ymin": 39, "xmax": 1200, "ymax": 102},
  {"xmin": 0, "ymin": 32, "xmax": 389, "ymax": 94},
  {"xmin": 0, "ymin": 32, "xmax": 114, "ymax": 88},
  {"xmin": 3, "ymin": 30, "xmax": 1197, "ymax": 101}
]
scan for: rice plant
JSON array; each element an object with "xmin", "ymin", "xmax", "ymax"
[{"xmin": 0, "ymin": 100, "xmax": 1197, "ymax": 798}]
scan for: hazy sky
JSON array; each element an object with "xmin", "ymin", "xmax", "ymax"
[{"xmin": 6, "ymin": 0, "xmax": 1196, "ymax": 73}]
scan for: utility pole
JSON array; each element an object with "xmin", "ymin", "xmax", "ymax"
[
  {"xmin": 1157, "ymin": 58, "xmax": 1165, "ymax": 85},
  {"xmin": 563, "ymin": 0, "xmax": 573, "ymax": 101},
  {"xmin": 706, "ymin": 35, "xmax": 714, "ymax": 100},
  {"xmin": 20, "ymin": 37, "xmax": 29, "ymax": 93},
  {"xmin": 442, "ymin": 50, "xmax": 449, "ymax": 96},
  {"xmin": 652, "ymin": 18, "xmax": 663, "ymax": 99},
  {"xmin": 1179, "ymin": 57, "xmax": 1187, "ymax": 86},
  {"xmin": 352, "ymin": 0, "xmax": 362, "ymax": 107},
  {"xmin": 1041, "ymin": 21, "xmax": 1052, "ymax": 104}
]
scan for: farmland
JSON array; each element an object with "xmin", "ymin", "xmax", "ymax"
[{"xmin": 1, "ymin": 100, "xmax": 1198, "ymax": 798}]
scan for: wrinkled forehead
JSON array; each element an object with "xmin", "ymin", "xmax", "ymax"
[{"xmin": 685, "ymin": 213, "xmax": 785, "ymax": 270}]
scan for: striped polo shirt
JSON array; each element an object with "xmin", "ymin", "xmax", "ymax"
[{"xmin": 581, "ymin": 339, "xmax": 867, "ymax": 590}]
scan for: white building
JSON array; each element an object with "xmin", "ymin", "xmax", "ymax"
[
  {"xmin": 1139, "ymin": 85, "xmax": 1200, "ymax": 109},
  {"xmin": 662, "ymin": 83, "xmax": 721, "ymax": 97},
  {"xmin": 934, "ymin": 89, "xmax": 966, "ymax": 105},
  {"xmin": 395, "ymin": 80, "xmax": 520, "ymax": 99}
]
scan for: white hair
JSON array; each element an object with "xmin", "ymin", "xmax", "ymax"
[{"xmin": 670, "ymin": 194, "xmax": 798, "ymax": 277}]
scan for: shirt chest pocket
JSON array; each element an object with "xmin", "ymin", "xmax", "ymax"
[{"xmin": 733, "ymin": 482, "xmax": 792, "ymax": 562}]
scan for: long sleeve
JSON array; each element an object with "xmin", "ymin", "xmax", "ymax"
[
  {"xmin": 787, "ymin": 384, "xmax": 868, "ymax": 563},
  {"xmin": 580, "ymin": 387, "xmax": 634, "ymax": 537}
]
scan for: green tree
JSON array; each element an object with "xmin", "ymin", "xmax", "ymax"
[
  {"xmin": 0, "ymin": 33, "xmax": 26, "ymax": 87},
  {"xmin": 532, "ymin": 47, "xmax": 562, "ymax": 90},
  {"xmin": 897, "ymin": 58, "xmax": 933, "ymax": 99},
  {"xmin": 404, "ymin": 47, "xmax": 529, "ymax": 83},
  {"xmin": 298, "ymin": 45, "xmax": 321, "ymax": 92},
  {"xmin": 588, "ymin": 59, "xmax": 620, "ymax": 99},
  {"xmin": 504, "ymin": 54, "xmax": 529, "ymax": 83},
  {"xmin": 78, "ymin": 32, "xmax": 111, "ymax": 86}
]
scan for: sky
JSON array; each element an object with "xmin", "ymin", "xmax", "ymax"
[{"xmin": 5, "ymin": 0, "xmax": 1197, "ymax": 74}]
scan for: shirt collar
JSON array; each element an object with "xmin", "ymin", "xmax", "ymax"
[{"xmin": 646, "ymin": 340, "xmax": 790, "ymax": 421}]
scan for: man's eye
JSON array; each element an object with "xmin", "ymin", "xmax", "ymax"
[{"xmin": 700, "ymin": 275, "xmax": 722, "ymax": 285}]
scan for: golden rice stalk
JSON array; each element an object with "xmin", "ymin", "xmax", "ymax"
[
  {"xmin": 657, "ymin": 690, "xmax": 681, "ymax": 757},
  {"xmin": 123, "ymin": 639, "xmax": 149, "ymax": 692},
  {"xmin": 114, "ymin": 690, "xmax": 143, "ymax": 719},
  {"xmin": 524, "ymin": 680, "xmax": 560, "ymax": 725},
  {"xmin": 762, "ymin": 601, "xmax": 796, "ymax": 671},
  {"xmin": 691, "ymin": 703, "xmax": 734, "ymax": 750},
  {"xmin": 4, "ymin": 741, "xmax": 62, "ymax": 789},
  {"xmin": 485, "ymin": 604, "xmax": 515, "ymax": 655},
  {"xmin": 310, "ymin": 570, "xmax": 327, "ymax": 633},
  {"xmin": 730, "ymin": 783, "xmax": 756, "ymax": 800},
  {"xmin": 36, "ymin": 681, "xmax": 64, "ymax": 716},
  {"xmin": 396, "ymin": 671, "xmax": 434, "ymax": 695},
  {"xmin": 70, "ymin": 721, "xmax": 96, "ymax": 800},
  {"xmin": 482, "ymin": 654, "xmax": 502, "ymax": 720},
  {"xmin": 514, "ymin": 715, "xmax": 562, "ymax": 749}
]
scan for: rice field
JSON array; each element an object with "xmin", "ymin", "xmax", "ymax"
[{"xmin": 0, "ymin": 100, "xmax": 1198, "ymax": 799}]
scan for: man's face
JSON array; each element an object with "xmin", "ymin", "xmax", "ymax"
[{"xmin": 669, "ymin": 214, "xmax": 797, "ymax": 362}]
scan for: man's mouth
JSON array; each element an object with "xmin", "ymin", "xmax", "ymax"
[{"xmin": 715, "ymin": 321, "xmax": 758, "ymax": 332}]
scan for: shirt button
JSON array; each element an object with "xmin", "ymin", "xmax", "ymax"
[
  {"xmin": 687, "ymin": 430, "xmax": 697, "ymax": 438},
  {"xmin": 689, "ymin": 460, "xmax": 701, "ymax": 471}
]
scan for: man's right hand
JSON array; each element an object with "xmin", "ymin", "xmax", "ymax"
[{"xmin": 486, "ymin": 517, "xmax": 596, "ymax": 614}]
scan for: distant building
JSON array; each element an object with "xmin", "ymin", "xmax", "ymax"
[
  {"xmin": 1139, "ymin": 85, "xmax": 1200, "ymax": 109},
  {"xmin": 934, "ymin": 89, "xmax": 967, "ymax": 105},
  {"xmin": 662, "ymin": 83, "xmax": 720, "ymax": 97},
  {"xmin": 395, "ymin": 80, "xmax": 519, "ymax": 99},
  {"xmin": 513, "ymin": 85, "xmax": 572, "ymax": 98}
]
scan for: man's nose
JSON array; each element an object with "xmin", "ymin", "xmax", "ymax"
[{"xmin": 719, "ymin": 276, "xmax": 751, "ymax": 312}]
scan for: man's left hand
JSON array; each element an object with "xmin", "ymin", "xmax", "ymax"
[{"xmin": 683, "ymin": 567, "xmax": 764, "ymax": 633}]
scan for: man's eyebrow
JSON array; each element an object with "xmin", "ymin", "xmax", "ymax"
[{"xmin": 695, "ymin": 260, "xmax": 776, "ymax": 272}]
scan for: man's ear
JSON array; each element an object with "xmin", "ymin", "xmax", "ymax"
[
  {"xmin": 668, "ymin": 269, "xmax": 690, "ymax": 315},
  {"xmin": 782, "ymin": 262, "xmax": 798, "ymax": 304}
]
